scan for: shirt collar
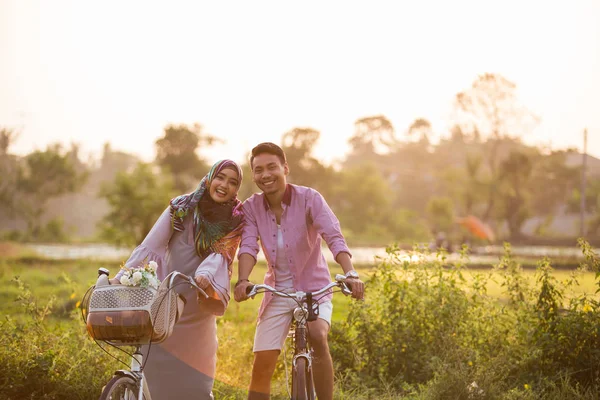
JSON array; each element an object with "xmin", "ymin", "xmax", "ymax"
[{"xmin": 263, "ymin": 184, "xmax": 293, "ymax": 210}]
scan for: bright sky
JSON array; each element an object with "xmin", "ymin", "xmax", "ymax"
[{"xmin": 1, "ymin": 0, "xmax": 599, "ymax": 166}]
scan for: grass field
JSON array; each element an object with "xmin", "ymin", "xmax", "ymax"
[
  {"xmin": 1, "ymin": 241, "xmax": 600, "ymax": 399},
  {"xmin": 0, "ymin": 255, "xmax": 361, "ymax": 398}
]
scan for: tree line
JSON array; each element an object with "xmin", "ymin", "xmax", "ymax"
[{"xmin": 0, "ymin": 74, "xmax": 593, "ymax": 247}]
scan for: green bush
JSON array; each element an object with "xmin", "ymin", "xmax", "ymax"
[
  {"xmin": 331, "ymin": 241, "xmax": 600, "ymax": 399},
  {"xmin": 0, "ymin": 278, "xmax": 116, "ymax": 399},
  {"xmin": 2, "ymin": 242, "xmax": 600, "ymax": 399}
]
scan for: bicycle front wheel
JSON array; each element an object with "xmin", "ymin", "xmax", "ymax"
[
  {"xmin": 292, "ymin": 357, "xmax": 315, "ymax": 400},
  {"xmin": 99, "ymin": 375, "xmax": 140, "ymax": 400}
]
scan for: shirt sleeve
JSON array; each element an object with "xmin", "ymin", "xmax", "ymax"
[
  {"xmin": 195, "ymin": 253, "xmax": 231, "ymax": 316},
  {"xmin": 307, "ymin": 189, "xmax": 352, "ymax": 260},
  {"xmin": 237, "ymin": 200, "xmax": 260, "ymax": 261},
  {"xmin": 115, "ymin": 207, "xmax": 172, "ymax": 280}
]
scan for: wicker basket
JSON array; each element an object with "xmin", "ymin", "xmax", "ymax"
[{"xmin": 85, "ymin": 278, "xmax": 182, "ymax": 345}]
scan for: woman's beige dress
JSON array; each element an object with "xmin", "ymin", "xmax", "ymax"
[{"xmin": 116, "ymin": 208, "xmax": 231, "ymax": 400}]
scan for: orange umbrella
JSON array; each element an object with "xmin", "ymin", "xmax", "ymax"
[{"xmin": 456, "ymin": 215, "xmax": 495, "ymax": 242}]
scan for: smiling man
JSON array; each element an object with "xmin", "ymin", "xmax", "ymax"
[{"xmin": 234, "ymin": 142, "xmax": 365, "ymax": 400}]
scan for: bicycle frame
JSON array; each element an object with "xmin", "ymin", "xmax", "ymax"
[{"xmin": 247, "ymin": 274, "xmax": 351, "ymax": 399}]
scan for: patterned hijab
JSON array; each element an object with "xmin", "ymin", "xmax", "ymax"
[{"xmin": 169, "ymin": 160, "xmax": 244, "ymax": 263}]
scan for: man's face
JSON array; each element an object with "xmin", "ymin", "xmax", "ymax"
[{"xmin": 252, "ymin": 153, "xmax": 288, "ymax": 195}]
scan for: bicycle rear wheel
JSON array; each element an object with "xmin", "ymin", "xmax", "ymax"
[
  {"xmin": 291, "ymin": 357, "xmax": 315, "ymax": 400},
  {"xmin": 99, "ymin": 375, "xmax": 140, "ymax": 400}
]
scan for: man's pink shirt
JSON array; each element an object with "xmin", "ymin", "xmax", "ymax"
[{"xmin": 238, "ymin": 184, "xmax": 351, "ymax": 319}]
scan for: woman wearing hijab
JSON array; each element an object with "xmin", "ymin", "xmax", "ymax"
[{"xmin": 111, "ymin": 159, "xmax": 244, "ymax": 399}]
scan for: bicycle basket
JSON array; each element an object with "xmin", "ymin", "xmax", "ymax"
[{"xmin": 85, "ymin": 279, "xmax": 181, "ymax": 345}]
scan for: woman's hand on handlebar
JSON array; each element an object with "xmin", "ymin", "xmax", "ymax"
[
  {"xmin": 345, "ymin": 277, "xmax": 365, "ymax": 300},
  {"xmin": 234, "ymin": 280, "xmax": 254, "ymax": 302},
  {"xmin": 194, "ymin": 275, "xmax": 211, "ymax": 290}
]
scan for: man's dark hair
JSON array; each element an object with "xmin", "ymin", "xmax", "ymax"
[{"xmin": 250, "ymin": 142, "xmax": 287, "ymax": 168}]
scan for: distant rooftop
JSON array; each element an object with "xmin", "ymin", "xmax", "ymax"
[{"xmin": 566, "ymin": 152, "xmax": 600, "ymax": 177}]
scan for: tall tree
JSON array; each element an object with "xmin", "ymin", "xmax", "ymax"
[
  {"xmin": 99, "ymin": 163, "xmax": 175, "ymax": 246},
  {"xmin": 348, "ymin": 115, "xmax": 396, "ymax": 157},
  {"xmin": 425, "ymin": 196, "xmax": 455, "ymax": 234},
  {"xmin": 329, "ymin": 162, "xmax": 428, "ymax": 243},
  {"xmin": 436, "ymin": 153, "xmax": 486, "ymax": 217},
  {"xmin": 17, "ymin": 144, "xmax": 87, "ymax": 237},
  {"xmin": 329, "ymin": 163, "xmax": 392, "ymax": 236},
  {"xmin": 462, "ymin": 154, "xmax": 487, "ymax": 215},
  {"xmin": 281, "ymin": 127, "xmax": 334, "ymax": 194},
  {"xmin": 0, "ymin": 127, "xmax": 19, "ymax": 155},
  {"xmin": 0, "ymin": 128, "xmax": 19, "ymax": 213},
  {"xmin": 407, "ymin": 118, "xmax": 432, "ymax": 144},
  {"xmin": 529, "ymin": 149, "xmax": 578, "ymax": 233},
  {"xmin": 454, "ymin": 73, "xmax": 538, "ymax": 221},
  {"xmin": 155, "ymin": 123, "xmax": 219, "ymax": 192},
  {"xmin": 385, "ymin": 119, "xmax": 436, "ymax": 213},
  {"xmin": 497, "ymin": 150, "xmax": 534, "ymax": 239}
]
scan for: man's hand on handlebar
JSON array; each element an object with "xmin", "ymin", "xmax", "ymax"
[
  {"xmin": 345, "ymin": 277, "xmax": 365, "ymax": 300},
  {"xmin": 234, "ymin": 280, "xmax": 254, "ymax": 302}
]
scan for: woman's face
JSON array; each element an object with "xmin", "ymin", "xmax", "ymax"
[{"xmin": 208, "ymin": 167, "xmax": 240, "ymax": 203}]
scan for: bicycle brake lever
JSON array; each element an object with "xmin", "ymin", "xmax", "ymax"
[
  {"xmin": 335, "ymin": 274, "xmax": 353, "ymax": 296},
  {"xmin": 340, "ymin": 282, "xmax": 352, "ymax": 296},
  {"xmin": 245, "ymin": 285, "xmax": 256, "ymax": 299}
]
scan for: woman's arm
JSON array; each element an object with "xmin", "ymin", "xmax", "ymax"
[
  {"xmin": 111, "ymin": 207, "xmax": 173, "ymax": 283},
  {"xmin": 194, "ymin": 253, "xmax": 231, "ymax": 316}
]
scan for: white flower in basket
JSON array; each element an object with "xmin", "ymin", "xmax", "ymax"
[{"xmin": 119, "ymin": 259, "xmax": 160, "ymax": 289}]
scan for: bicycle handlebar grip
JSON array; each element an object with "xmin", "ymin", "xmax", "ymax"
[{"xmin": 245, "ymin": 284, "xmax": 255, "ymax": 295}]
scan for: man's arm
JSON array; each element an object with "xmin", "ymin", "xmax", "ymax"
[
  {"xmin": 234, "ymin": 253, "xmax": 257, "ymax": 302},
  {"xmin": 335, "ymin": 251, "xmax": 354, "ymax": 275},
  {"xmin": 309, "ymin": 189, "xmax": 365, "ymax": 300},
  {"xmin": 234, "ymin": 200, "xmax": 260, "ymax": 302}
]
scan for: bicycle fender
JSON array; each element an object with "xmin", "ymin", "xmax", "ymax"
[{"xmin": 113, "ymin": 369, "xmax": 138, "ymax": 381}]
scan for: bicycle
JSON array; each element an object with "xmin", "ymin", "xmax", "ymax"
[
  {"xmin": 81, "ymin": 269, "xmax": 208, "ymax": 400},
  {"xmin": 245, "ymin": 274, "xmax": 352, "ymax": 400}
]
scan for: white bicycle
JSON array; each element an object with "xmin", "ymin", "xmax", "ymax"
[{"xmin": 81, "ymin": 269, "xmax": 207, "ymax": 400}]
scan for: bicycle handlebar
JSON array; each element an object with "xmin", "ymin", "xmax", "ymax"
[
  {"xmin": 245, "ymin": 274, "xmax": 352, "ymax": 300},
  {"xmin": 102, "ymin": 268, "xmax": 209, "ymax": 299},
  {"xmin": 166, "ymin": 271, "xmax": 209, "ymax": 299}
]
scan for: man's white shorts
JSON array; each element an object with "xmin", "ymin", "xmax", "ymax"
[{"xmin": 253, "ymin": 295, "xmax": 333, "ymax": 352}]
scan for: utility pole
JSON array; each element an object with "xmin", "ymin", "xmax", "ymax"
[{"xmin": 580, "ymin": 129, "xmax": 588, "ymax": 237}]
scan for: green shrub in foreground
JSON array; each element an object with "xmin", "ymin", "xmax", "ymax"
[
  {"xmin": 331, "ymin": 241, "xmax": 600, "ymax": 399},
  {"xmin": 0, "ymin": 278, "xmax": 116, "ymax": 399}
]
